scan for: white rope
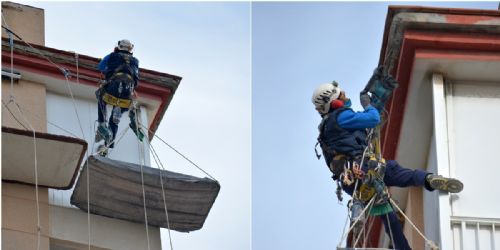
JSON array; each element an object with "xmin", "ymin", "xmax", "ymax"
[
  {"xmin": 353, "ymin": 198, "xmax": 376, "ymax": 247},
  {"xmin": 389, "ymin": 199, "xmax": 440, "ymax": 249},
  {"xmin": 140, "ymin": 124, "xmax": 218, "ymax": 181},
  {"xmin": 148, "ymin": 139, "xmax": 174, "ymax": 250},
  {"xmin": 2, "ymin": 101, "xmax": 29, "ymax": 130},
  {"xmin": 136, "ymin": 110, "xmax": 151, "ymax": 250},
  {"xmin": 85, "ymin": 121, "xmax": 95, "ymax": 250},
  {"xmin": 13, "ymin": 103, "xmax": 41, "ymax": 250},
  {"xmin": 2, "ymin": 10, "xmax": 14, "ymax": 100},
  {"xmin": 338, "ymin": 196, "xmax": 376, "ymax": 246},
  {"xmin": 2, "ymin": 24, "xmax": 72, "ymax": 77},
  {"xmin": 2, "ymin": 100, "xmax": 80, "ymax": 138},
  {"xmin": 69, "ymin": 52, "xmax": 92, "ymax": 250},
  {"xmin": 362, "ymin": 216, "xmax": 376, "ymax": 247},
  {"xmin": 338, "ymin": 210, "xmax": 350, "ymax": 247},
  {"xmin": 90, "ymin": 126, "xmax": 130, "ymax": 157},
  {"xmin": 2, "ymin": 18, "xmax": 41, "ymax": 249},
  {"xmin": 63, "ymin": 75, "xmax": 86, "ymax": 140}
]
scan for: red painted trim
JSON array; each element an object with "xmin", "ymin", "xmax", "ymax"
[
  {"xmin": 381, "ymin": 31, "xmax": 500, "ymax": 161},
  {"xmin": 2, "ymin": 50, "xmax": 173, "ymax": 133},
  {"xmin": 378, "ymin": 5, "xmax": 500, "ymax": 67},
  {"xmin": 415, "ymin": 49, "xmax": 500, "ymax": 61},
  {"xmin": 372, "ymin": 29, "xmax": 500, "ymax": 248}
]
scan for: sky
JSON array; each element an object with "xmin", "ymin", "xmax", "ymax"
[
  {"xmin": 25, "ymin": 1, "xmax": 251, "ymax": 250},
  {"xmin": 252, "ymin": 1, "xmax": 499, "ymax": 250},
  {"xmin": 6, "ymin": 1, "xmax": 500, "ymax": 250}
]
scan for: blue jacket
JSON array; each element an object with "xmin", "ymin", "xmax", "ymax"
[
  {"xmin": 337, "ymin": 105, "xmax": 380, "ymax": 130},
  {"xmin": 98, "ymin": 51, "xmax": 139, "ymax": 86},
  {"xmin": 318, "ymin": 105, "xmax": 380, "ymax": 165}
]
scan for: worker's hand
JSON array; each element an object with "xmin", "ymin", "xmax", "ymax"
[{"xmin": 360, "ymin": 93, "xmax": 371, "ymax": 109}]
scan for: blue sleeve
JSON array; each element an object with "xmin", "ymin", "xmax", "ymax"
[
  {"xmin": 337, "ymin": 105, "xmax": 380, "ymax": 129},
  {"xmin": 97, "ymin": 54, "xmax": 110, "ymax": 73}
]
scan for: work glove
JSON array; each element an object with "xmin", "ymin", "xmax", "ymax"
[{"xmin": 360, "ymin": 93, "xmax": 371, "ymax": 109}]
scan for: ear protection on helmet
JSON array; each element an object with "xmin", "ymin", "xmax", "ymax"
[{"xmin": 330, "ymin": 99, "xmax": 344, "ymax": 110}]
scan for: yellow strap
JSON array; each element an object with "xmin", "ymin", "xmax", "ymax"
[{"xmin": 102, "ymin": 92, "xmax": 131, "ymax": 108}]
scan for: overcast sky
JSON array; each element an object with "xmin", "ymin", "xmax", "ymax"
[{"xmin": 27, "ymin": 1, "xmax": 251, "ymax": 250}]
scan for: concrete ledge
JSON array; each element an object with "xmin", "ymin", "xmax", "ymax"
[
  {"xmin": 70, "ymin": 156, "xmax": 220, "ymax": 232},
  {"xmin": 2, "ymin": 126, "xmax": 87, "ymax": 189}
]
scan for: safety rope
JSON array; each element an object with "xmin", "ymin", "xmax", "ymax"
[
  {"xmin": 353, "ymin": 199, "xmax": 376, "ymax": 247},
  {"xmin": 135, "ymin": 110, "xmax": 151, "ymax": 250},
  {"xmin": 13, "ymin": 102, "xmax": 80, "ymax": 138},
  {"xmin": 2, "ymin": 16, "xmax": 41, "ymax": 249},
  {"xmin": 89, "ymin": 126, "xmax": 130, "ymax": 157},
  {"xmin": 148, "ymin": 139, "xmax": 174, "ymax": 250},
  {"xmin": 140, "ymin": 124, "xmax": 218, "ymax": 182},
  {"xmin": 338, "ymin": 211, "xmax": 350, "ymax": 247},
  {"xmin": 362, "ymin": 216, "xmax": 376, "ymax": 248},
  {"xmin": 2, "ymin": 100, "xmax": 29, "ymax": 130},
  {"xmin": 70, "ymin": 52, "xmax": 92, "ymax": 250},
  {"xmin": 13, "ymin": 102, "xmax": 41, "ymax": 250},
  {"xmin": 338, "ymin": 196, "xmax": 376, "ymax": 247},
  {"xmin": 389, "ymin": 199, "xmax": 440, "ymax": 250}
]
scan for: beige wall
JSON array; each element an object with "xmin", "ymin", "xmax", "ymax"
[
  {"xmin": 2, "ymin": 183, "xmax": 50, "ymax": 250},
  {"xmin": 2, "ymin": 29, "xmax": 49, "ymax": 249},
  {"xmin": 50, "ymin": 206, "xmax": 162, "ymax": 250},
  {"xmin": 1, "ymin": 1, "xmax": 45, "ymax": 45},
  {"xmin": 403, "ymin": 187, "xmax": 425, "ymax": 250},
  {"xmin": 2, "ymin": 79, "xmax": 47, "ymax": 132}
]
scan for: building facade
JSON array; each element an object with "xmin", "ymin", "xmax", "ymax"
[
  {"xmin": 371, "ymin": 6, "xmax": 500, "ymax": 250},
  {"xmin": 2, "ymin": 2, "xmax": 181, "ymax": 249}
]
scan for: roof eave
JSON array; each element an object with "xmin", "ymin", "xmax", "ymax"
[{"xmin": 1, "ymin": 38, "xmax": 182, "ymax": 138}]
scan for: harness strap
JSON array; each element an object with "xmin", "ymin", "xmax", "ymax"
[
  {"xmin": 102, "ymin": 92, "xmax": 131, "ymax": 108},
  {"xmin": 109, "ymin": 53, "xmax": 135, "ymax": 81}
]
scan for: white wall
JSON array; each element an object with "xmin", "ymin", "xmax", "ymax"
[
  {"xmin": 446, "ymin": 80, "xmax": 500, "ymax": 250},
  {"xmin": 45, "ymin": 91, "xmax": 159, "ymax": 249},
  {"xmin": 447, "ymin": 80, "xmax": 500, "ymax": 218},
  {"xmin": 423, "ymin": 134, "xmax": 441, "ymax": 248},
  {"xmin": 46, "ymin": 91, "xmax": 150, "ymax": 207}
]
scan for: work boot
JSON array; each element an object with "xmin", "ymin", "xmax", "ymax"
[
  {"xmin": 95, "ymin": 123, "xmax": 112, "ymax": 143},
  {"xmin": 426, "ymin": 174, "xmax": 463, "ymax": 193},
  {"xmin": 97, "ymin": 144, "xmax": 108, "ymax": 157}
]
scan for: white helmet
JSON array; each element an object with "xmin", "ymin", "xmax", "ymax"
[
  {"xmin": 117, "ymin": 39, "xmax": 134, "ymax": 52},
  {"xmin": 311, "ymin": 81, "xmax": 341, "ymax": 115}
]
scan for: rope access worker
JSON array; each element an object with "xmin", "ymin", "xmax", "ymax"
[
  {"xmin": 95, "ymin": 39, "xmax": 144, "ymax": 156},
  {"xmin": 312, "ymin": 81, "xmax": 464, "ymax": 249}
]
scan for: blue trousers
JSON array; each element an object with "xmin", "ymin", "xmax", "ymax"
[{"xmin": 343, "ymin": 160, "xmax": 431, "ymax": 250}]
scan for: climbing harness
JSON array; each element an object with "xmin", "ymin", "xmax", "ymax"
[{"xmin": 320, "ymin": 66, "xmax": 440, "ymax": 249}]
